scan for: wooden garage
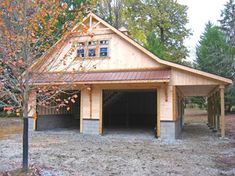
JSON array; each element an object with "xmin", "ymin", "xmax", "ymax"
[{"xmin": 28, "ymin": 13, "xmax": 232, "ymax": 139}]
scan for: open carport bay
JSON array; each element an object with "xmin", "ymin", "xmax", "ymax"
[
  {"xmin": 103, "ymin": 90, "xmax": 157, "ymax": 135},
  {"xmin": 36, "ymin": 91, "xmax": 81, "ymax": 130}
]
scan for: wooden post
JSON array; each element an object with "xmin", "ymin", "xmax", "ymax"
[
  {"xmin": 99, "ymin": 89, "xmax": 103, "ymax": 135},
  {"xmin": 212, "ymin": 93, "xmax": 216, "ymax": 131},
  {"xmin": 217, "ymin": 91, "xmax": 221, "ymax": 131},
  {"xmin": 125, "ymin": 95, "xmax": 129, "ymax": 128},
  {"xmin": 88, "ymin": 85, "xmax": 92, "ymax": 119},
  {"xmin": 172, "ymin": 86, "xmax": 177, "ymax": 121},
  {"xmin": 80, "ymin": 90, "xmax": 83, "ymax": 133},
  {"xmin": 207, "ymin": 97, "xmax": 210, "ymax": 128},
  {"xmin": 220, "ymin": 86, "xmax": 225, "ymax": 138},
  {"xmin": 207, "ymin": 97, "xmax": 211, "ymax": 128},
  {"xmin": 213, "ymin": 93, "xmax": 218, "ymax": 132},
  {"xmin": 210, "ymin": 94, "xmax": 214, "ymax": 130},
  {"xmin": 216, "ymin": 91, "xmax": 220, "ymax": 132},
  {"xmin": 156, "ymin": 89, "xmax": 160, "ymax": 138}
]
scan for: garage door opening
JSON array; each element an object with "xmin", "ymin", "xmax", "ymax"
[
  {"xmin": 103, "ymin": 90, "xmax": 157, "ymax": 135},
  {"xmin": 36, "ymin": 91, "xmax": 81, "ymax": 131}
]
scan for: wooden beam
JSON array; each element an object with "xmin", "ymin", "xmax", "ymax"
[
  {"xmin": 207, "ymin": 86, "xmax": 219, "ymax": 97},
  {"xmin": 92, "ymin": 21, "xmax": 101, "ymax": 28},
  {"xmin": 157, "ymin": 89, "xmax": 160, "ymax": 138},
  {"xmin": 89, "ymin": 15, "xmax": 92, "ymax": 29},
  {"xmin": 32, "ymin": 80, "xmax": 170, "ymax": 86},
  {"xmin": 220, "ymin": 86, "xmax": 225, "ymax": 138}
]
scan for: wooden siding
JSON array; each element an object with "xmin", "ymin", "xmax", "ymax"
[
  {"xmin": 43, "ymin": 33, "xmax": 163, "ymax": 72},
  {"xmin": 159, "ymin": 85, "xmax": 173, "ymax": 121},
  {"xmin": 171, "ymin": 68, "xmax": 222, "ymax": 86}
]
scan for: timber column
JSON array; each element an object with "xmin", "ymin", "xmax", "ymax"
[
  {"xmin": 220, "ymin": 85, "xmax": 225, "ymax": 138},
  {"xmin": 80, "ymin": 85, "xmax": 102, "ymax": 135}
]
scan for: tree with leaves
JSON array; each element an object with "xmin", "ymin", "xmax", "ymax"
[
  {"xmin": 144, "ymin": 32, "xmax": 166, "ymax": 59},
  {"xmin": 96, "ymin": 0, "xmax": 191, "ymax": 63},
  {"xmin": 219, "ymin": 0, "xmax": 235, "ymax": 111},
  {"xmin": 32, "ymin": 0, "xmax": 96, "ymax": 56},
  {"xmin": 196, "ymin": 22, "xmax": 233, "ymax": 77},
  {"xmin": 220, "ymin": 0, "xmax": 235, "ymax": 46},
  {"xmin": 96, "ymin": 0, "xmax": 123, "ymax": 28},
  {"xmin": 196, "ymin": 22, "xmax": 234, "ymax": 111}
]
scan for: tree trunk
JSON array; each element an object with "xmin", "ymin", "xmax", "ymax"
[
  {"xmin": 160, "ymin": 27, "xmax": 164, "ymax": 43},
  {"xmin": 108, "ymin": 0, "xmax": 113, "ymax": 25},
  {"xmin": 22, "ymin": 115, "xmax": 28, "ymax": 171},
  {"xmin": 22, "ymin": 0, "xmax": 30, "ymax": 171}
]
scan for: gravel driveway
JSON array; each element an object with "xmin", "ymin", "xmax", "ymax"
[
  {"xmin": 1, "ymin": 108, "xmax": 235, "ymax": 176},
  {"xmin": 0, "ymin": 123, "xmax": 234, "ymax": 176}
]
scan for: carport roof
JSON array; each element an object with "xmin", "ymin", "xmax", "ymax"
[{"xmin": 30, "ymin": 69, "xmax": 171, "ymax": 85}]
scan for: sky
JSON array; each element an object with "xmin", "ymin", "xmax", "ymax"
[{"xmin": 178, "ymin": 0, "xmax": 229, "ymax": 62}]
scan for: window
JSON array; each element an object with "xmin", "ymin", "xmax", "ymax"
[
  {"xmin": 77, "ymin": 49, "xmax": 85, "ymax": 57},
  {"xmin": 100, "ymin": 47, "xmax": 108, "ymax": 57},
  {"xmin": 88, "ymin": 48, "xmax": 96, "ymax": 57},
  {"xmin": 76, "ymin": 40, "xmax": 109, "ymax": 58},
  {"xmin": 88, "ymin": 41, "xmax": 97, "ymax": 46},
  {"xmin": 100, "ymin": 40, "xmax": 109, "ymax": 45},
  {"xmin": 77, "ymin": 42, "xmax": 85, "ymax": 58},
  {"xmin": 78, "ymin": 42, "xmax": 85, "ymax": 47}
]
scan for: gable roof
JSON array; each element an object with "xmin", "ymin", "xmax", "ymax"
[{"xmin": 31, "ymin": 12, "xmax": 232, "ymax": 85}]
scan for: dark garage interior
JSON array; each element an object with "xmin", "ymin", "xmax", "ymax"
[
  {"xmin": 103, "ymin": 90, "xmax": 157, "ymax": 134},
  {"xmin": 36, "ymin": 91, "xmax": 80, "ymax": 130}
]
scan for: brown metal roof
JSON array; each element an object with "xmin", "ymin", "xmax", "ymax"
[{"xmin": 30, "ymin": 69, "xmax": 171, "ymax": 84}]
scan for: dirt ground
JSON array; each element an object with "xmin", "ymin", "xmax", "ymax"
[
  {"xmin": 0, "ymin": 118, "xmax": 22, "ymax": 139},
  {"xmin": 0, "ymin": 108, "xmax": 235, "ymax": 176}
]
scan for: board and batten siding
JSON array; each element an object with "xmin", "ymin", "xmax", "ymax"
[
  {"xmin": 43, "ymin": 31, "xmax": 163, "ymax": 72},
  {"xmin": 170, "ymin": 68, "xmax": 221, "ymax": 86}
]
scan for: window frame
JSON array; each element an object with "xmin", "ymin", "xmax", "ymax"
[
  {"xmin": 76, "ymin": 39, "xmax": 110, "ymax": 59},
  {"xmin": 88, "ymin": 48, "xmax": 96, "ymax": 57}
]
